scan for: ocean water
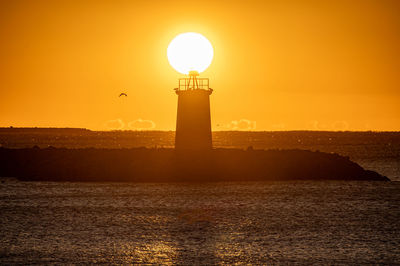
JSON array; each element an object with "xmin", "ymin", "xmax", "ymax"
[
  {"xmin": 1, "ymin": 130, "xmax": 400, "ymax": 263},
  {"xmin": 0, "ymin": 180, "xmax": 399, "ymax": 264}
]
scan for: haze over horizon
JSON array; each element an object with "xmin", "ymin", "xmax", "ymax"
[{"xmin": 1, "ymin": 0, "xmax": 399, "ymax": 131}]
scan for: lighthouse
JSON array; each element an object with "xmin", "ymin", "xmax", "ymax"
[
  {"xmin": 167, "ymin": 32, "xmax": 214, "ymax": 150},
  {"xmin": 175, "ymin": 71, "xmax": 213, "ymax": 150}
]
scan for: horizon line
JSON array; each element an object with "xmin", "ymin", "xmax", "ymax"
[{"xmin": 0, "ymin": 127, "xmax": 399, "ymax": 133}]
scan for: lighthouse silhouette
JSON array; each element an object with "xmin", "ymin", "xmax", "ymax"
[{"xmin": 174, "ymin": 70, "xmax": 213, "ymax": 150}]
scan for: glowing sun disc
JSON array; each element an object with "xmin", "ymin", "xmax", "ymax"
[{"xmin": 167, "ymin": 32, "xmax": 214, "ymax": 75}]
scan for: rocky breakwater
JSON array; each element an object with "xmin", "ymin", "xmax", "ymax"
[{"xmin": 0, "ymin": 147, "xmax": 389, "ymax": 182}]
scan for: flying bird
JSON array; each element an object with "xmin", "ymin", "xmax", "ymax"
[{"xmin": 119, "ymin": 93, "xmax": 127, "ymax": 97}]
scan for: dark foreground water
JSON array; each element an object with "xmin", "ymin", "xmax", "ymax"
[{"xmin": 1, "ymin": 180, "xmax": 399, "ymax": 264}]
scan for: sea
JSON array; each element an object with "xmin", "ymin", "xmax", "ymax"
[{"xmin": 0, "ymin": 130, "xmax": 399, "ymax": 264}]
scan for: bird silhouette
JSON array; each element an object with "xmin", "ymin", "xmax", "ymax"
[{"xmin": 119, "ymin": 93, "xmax": 127, "ymax": 97}]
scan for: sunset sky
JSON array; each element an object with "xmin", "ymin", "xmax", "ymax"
[{"xmin": 0, "ymin": 0, "xmax": 399, "ymax": 131}]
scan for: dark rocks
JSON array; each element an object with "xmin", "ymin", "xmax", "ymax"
[{"xmin": 0, "ymin": 147, "xmax": 389, "ymax": 182}]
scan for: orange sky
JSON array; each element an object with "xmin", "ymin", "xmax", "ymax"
[{"xmin": 0, "ymin": 0, "xmax": 399, "ymax": 131}]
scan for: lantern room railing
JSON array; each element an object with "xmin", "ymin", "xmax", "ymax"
[
  {"xmin": 174, "ymin": 70, "xmax": 212, "ymax": 92},
  {"xmin": 176, "ymin": 77, "xmax": 210, "ymax": 91}
]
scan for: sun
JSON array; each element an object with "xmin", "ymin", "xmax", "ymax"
[{"xmin": 167, "ymin": 32, "xmax": 214, "ymax": 75}]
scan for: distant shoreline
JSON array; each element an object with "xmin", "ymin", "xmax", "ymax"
[{"xmin": 1, "ymin": 127, "xmax": 400, "ymax": 133}]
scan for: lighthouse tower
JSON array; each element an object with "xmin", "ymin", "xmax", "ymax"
[{"xmin": 175, "ymin": 71, "xmax": 213, "ymax": 150}]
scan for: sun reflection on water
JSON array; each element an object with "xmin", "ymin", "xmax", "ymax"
[{"xmin": 118, "ymin": 242, "xmax": 177, "ymax": 265}]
